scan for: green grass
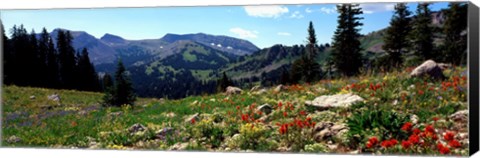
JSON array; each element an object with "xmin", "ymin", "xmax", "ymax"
[{"xmin": 1, "ymin": 66, "xmax": 469, "ymax": 156}]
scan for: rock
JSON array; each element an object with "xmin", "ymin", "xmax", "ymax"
[
  {"xmin": 109, "ymin": 111, "xmax": 123, "ymax": 117},
  {"xmin": 29, "ymin": 95, "xmax": 36, "ymax": 99},
  {"xmin": 257, "ymin": 104, "xmax": 273, "ymax": 115},
  {"xmin": 314, "ymin": 122, "xmax": 348, "ymax": 142},
  {"xmin": 274, "ymin": 85, "xmax": 287, "ymax": 93},
  {"xmin": 185, "ymin": 113, "xmax": 200, "ymax": 123},
  {"xmin": 155, "ymin": 127, "xmax": 175, "ymax": 140},
  {"xmin": 410, "ymin": 114, "xmax": 419, "ymax": 124},
  {"xmin": 47, "ymin": 94, "xmax": 61, "ymax": 102},
  {"xmin": 305, "ymin": 93, "xmax": 364, "ymax": 111},
  {"xmin": 7, "ymin": 135, "xmax": 21, "ymax": 143},
  {"xmin": 250, "ymin": 85, "xmax": 262, "ymax": 92},
  {"xmin": 225, "ymin": 86, "xmax": 243, "ymax": 95},
  {"xmin": 128, "ymin": 123, "xmax": 147, "ymax": 134},
  {"xmin": 349, "ymin": 150, "xmax": 360, "ymax": 154},
  {"xmin": 410, "ymin": 60, "xmax": 446, "ymax": 80},
  {"xmin": 449, "ymin": 110, "xmax": 468, "ymax": 122},
  {"xmin": 165, "ymin": 112, "xmax": 176, "ymax": 118},
  {"xmin": 169, "ymin": 142, "xmax": 189, "ymax": 150}
]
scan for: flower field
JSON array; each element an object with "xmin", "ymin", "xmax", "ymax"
[{"xmin": 1, "ymin": 66, "xmax": 469, "ymax": 156}]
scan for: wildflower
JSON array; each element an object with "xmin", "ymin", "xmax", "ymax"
[
  {"xmin": 71, "ymin": 121, "xmax": 77, "ymax": 127},
  {"xmin": 283, "ymin": 111, "xmax": 288, "ymax": 117},
  {"xmin": 401, "ymin": 140, "xmax": 412, "ymax": 149},
  {"xmin": 413, "ymin": 128, "xmax": 421, "ymax": 135},
  {"xmin": 278, "ymin": 101, "xmax": 283, "ymax": 108},
  {"xmin": 306, "ymin": 117, "xmax": 312, "ymax": 122},
  {"xmin": 409, "ymin": 134, "xmax": 420, "ymax": 144},
  {"xmin": 418, "ymin": 90, "xmax": 424, "ymax": 95},
  {"xmin": 401, "ymin": 122, "xmax": 413, "ymax": 132},
  {"xmin": 368, "ymin": 137, "xmax": 379, "ymax": 145},
  {"xmin": 236, "ymin": 106, "xmax": 240, "ymax": 110},
  {"xmin": 444, "ymin": 132, "xmax": 455, "ymax": 141},
  {"xmin": 381, "ymin": 139, "xmax": 398, "ymax": 148},
  {"xmin": 425, "ymin": 124, "xmax": 435, "ymax": 134},
  {"xmin": 279, "ymin": 124, "xmax": 288, "ymax": 135},
  {"xmin": 191, "ymin": 118, "xmax": 196, "ymax": 124},
  {"xmin": 433, "ymin": 117, "xmax": 439, "ymax": 122},
  {"xmin": 448, "ymin": 140, "xmax": 461, "ymax": 148},
  {"xmin": 438, "ymin": 143, "xmax": 451, "ymax": 154}
]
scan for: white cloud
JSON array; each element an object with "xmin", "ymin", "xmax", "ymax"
[
  {"xmin": 360, "ymin": 3, "xmax": 395, "ymax": 14},
  {"xmin": 243, "ymin": 5, "xmax": 289, "ymax": 18},
  {"xmin": 277, "ymin": 32, "xmax": 291, "ymax": 36},
  {"xmin": 305, "ymin": 8, "xmax": 313, "ymax": 13},
  {"xmin": 289, "ymin": 11, "xmax": 304, "ymax": 19},
  {"xmin": 320, "ymin": 7, "xmax": 336, "ymax": 14},
  {"xmin": 229, "ymin": 27, "xmax": 258, "ymax": 39}
]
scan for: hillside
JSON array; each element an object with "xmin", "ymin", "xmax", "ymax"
[{"xmin": 2, "ymin": 66, "xmax": 469, "ymax": 156}]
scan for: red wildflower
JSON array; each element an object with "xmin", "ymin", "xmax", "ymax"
[
  {"xmin": 413, "ymin": 128, "xmax": 421, "ymax": 135},
  {"xmin": 418, "ymin": 90, "xmax": 424, "ymax": 95},
  {"xmin": 236, "ymin": 106, "xmax": 240, "ymax": 110},
  {"xmin": 448, "ymin": 140, "xmax": 461, "ymax": 148},
  {"xmin": 381, "ymin": 139, "xmax": 398, "ymax": 148},
  {"xmin": 279, "ymin": 124, "xmax": 288, "ymax": 135},
  {"xmin": 438, "ymin": 144, "xmax": 451, "ymax": 154},
  {"xmin": 401, "ymin": 122, "xmax": 413, "ymax": 132},
  {"xmin": 368, "ymin": 137, "xmax": 379, "ymax": 145},
  {"xmin": 366, "ymin": 142, "xmax": 374, "ymax": 149},
  {"xmin": 311, "ymin": 122, "xmax": 316, "ymax": 127},
  {"xmin": 306, "ymin": 117, "xmax": 312, "ymax": 122},
  {"xmin": 71, "ymin": 121, "xmax": 77, "ymax": 127},
  {"xmin": 283, "ymin": 111, "xmax": 288, "ymax": 117},
  {"xmin": 191, "ymin": 118, "xmax": 196, "ymax": 124},
  {"xmin": 433, "ymin": 117, "xmax": 439, "ymax": 122},
  {"xmin": 409, "ymin": 134, "xmax": 420, "ymax": 144},
  {"xmin": 401, "ymin": 140, "xmax": 412, "ymax": 149},
  {"xmin": 425, "ymin": 125, "xmax": 435, "ymax": 134},
  {"xmin": 444, "ymin": 132, "xmax": 455, "ymax": 141},
  {"xmin": 278, "ymin": 101, "xmax": 283, "ymax": 108}
]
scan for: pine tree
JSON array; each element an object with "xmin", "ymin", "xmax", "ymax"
[
  {"xmin": 103, "ymin": 60, "xmax": 136, "ymax": 107},
  {"xmin": 38, "ymin": 28, "xmax": 51, "ymax": 87},
  {"xmin": 331, "ymin": 4, "xmax": 364, "ymax": 76},
  {"xmin": 303, "ymin": 21, "xmax": 322, "ymax": 83},
  {"xmin": 409, "ymin": 3, "xmax": 434, "ymax": 62},
  {"xmin": 28, "ymin": 29, "xmax": 42, "ymax": 86},
  {"xmin": 442, "ymin": 2, "xmax": 468, "ymax": 65},
  {"xmin": 76, "ymin": 48, "xmax": 101, "ymax": 92},
  {"xmin": 382, "ymin": 3, "xmax": 411, "ymax": 69},
  {"xmin": 11, "ymin": 25, "xmax": 34, "ymax": 86},
  {"xmin": 2, "ymin": 20, "xmax": 12, "ymax": 85},
  {"xmin": 216, "ymin": 72, "xmax": 233, "ymax": 92},
  {"xmin": 46, "ymin": 35, "xmax": 60, "ymax": 88},
  {"xmin": 102, "ymin": 73, "xmax": 113, "ymax": 92},
  {"xmin": 56, "ymin": 30, "xmax": 77, "ymax": 89},
  {"xmin": 280, "ymin": 66, "xmax": 290, "ymax": 84}
]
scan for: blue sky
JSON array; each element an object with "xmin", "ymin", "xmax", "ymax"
[{"xmin": 1, "ymin": 2, "xmax": 449, "ymax": 49}]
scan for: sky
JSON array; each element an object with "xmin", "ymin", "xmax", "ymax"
[{"xmin": 1, "ymin": 2, "xmax": 449, "ymax": 49}]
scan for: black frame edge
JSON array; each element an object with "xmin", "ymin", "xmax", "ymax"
[{"xmin": 468, "ymin": 1, "xmax": 480, "ymax": 156}]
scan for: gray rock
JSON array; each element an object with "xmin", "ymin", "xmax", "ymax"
[
  {"xmin": 29, "ymin": 95, "xmax": 36, "ymax": 99},
  {"xmin": 257, "ymin": 104, "xmax": 273, "ymax": 115},
  {"xmin": 305, "ymin": 93, "xmax": 364, "ymax": 111},
  {"xmin": 449, "ymin": 110, "xmax": 468, "ymax": 122},
  {"xmin": 47, "ymin": 94, "xmax": 61, "ymax": 102},
  {"xmin": 410, "ymin": 114, "xmax": 419, "ymax": 124},
  {"xmin": 250, "ymin": 85, "xmax": 262, "ymax": 92},
  {"xmin": 7, "ymin": 135, "xmax": 21, "ymax": 143},
  {"xmin": 185, "ymin": 113, "xmax": 200, "ymax": 123},
  {"xmin": 169, "ymin": 142, "xmax": 189, "ymax": 150},
  {"xmin": 274, "ymin": 84, "xmax": 287, "ymax": 92},
  {"xmin": 128, "ymin": 123, "xmax": 147, "ymax": 133},
  {"xmin": 155, "ymin": 127, "xmax": 175, "ymax": 140},
  {"xmin": 410, "ymin": 60, "xmax": 446, "ymax": 80},
  {"xmin": 314, "ymin": 122, "xmax": 348, "ymax": 142},
  {"xmin": 225, "ymin": 86, "xmax": 243, "ymax": 95}
]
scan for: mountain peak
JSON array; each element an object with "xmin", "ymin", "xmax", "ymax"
[{"xmin": 100, "ymin": 33, "xmax": 126, "ymax": 44}]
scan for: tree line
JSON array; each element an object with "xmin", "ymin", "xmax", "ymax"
[{"xmin": 2, "ymin": 24, "xmax": 101, "ymax": 92}]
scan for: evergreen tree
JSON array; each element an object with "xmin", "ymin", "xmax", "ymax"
[
  {"xmin": 2, "ymin": 20, "xmax": 12, "ymax": 85},
  {"xmin": 57, "ymin": 30, "xmax": 77, "ymax": 89},
  {"xmin": 290, "ymin": 57, "xmax": 305, "ymax": 84},
  {"xmin": 442, "ymin": 2, "xmax": 468, "ymax": 65},
  {"xmin": 76, "ymin": 48, "xmax": 101, "ymax": 91},
  {"xmin": 331, "ymin": 4, "xmax": 364, "ymax": 76},
  {"xmin": 382, "ymin": 3, "xmax": 412, "ymax": 69},
  {"xmin": 102, "ymin": 73, "xmax": 113, "ymax": 92},
  {"xmin": 303, "ymin": 21, "xmax": 322, "ymax": 83},
  {"xmin": 46, "ymin": 35, "xmax": 60, "ymax": 88},
  {"xmin": 216, "ymin": 72, "xmax": 233, "ymax": 92},
  {"xmin": 37, "ymin": 28, "xmax": 51, "ymax": 87},
  {"xmin": 103, "ymin": 60, "xmax": 136, "ymax": 107},
  {"xmin": 280, "ymin": 66, "xmax": 290, "ymax": 84},
  {"xmin": 409, "ymin": 3, "xmax": 434, "ymax": 62},
  {"xmin": 10, "ymin": 25, "xmax": 33, "ymax": 86},
  {"xmin": 28, "ymin": 29, "xmax": 42, "ymax": 86}
]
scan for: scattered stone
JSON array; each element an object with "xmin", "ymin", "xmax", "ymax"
[
  {"xmin": 305, "ymin": 93, "xmax": 364, "ymax": 111},
  {"xmin": 273, "ymin": 84, "xmax": 287, "ymax": 93},
  {"xmin": 257, "ymin": 104, "xmax": 273, "ymax": 115},
  {"xmin": 47, "ymin": 94, "xmax": 61, "ymax": 102},
  {"xmin": 165, "ymin": 112, "xmax": 176, "ymax": 118},
  {"xmin": 109, "ymin": 111, "xmax": 123, "ymax": 117},
  {"xmin": 410, "ymin": 114, "xmax": 419, "ymax": 124},
  {"xmin": 250, "ymin": 85, "xmax": 261, "ymax": 92},
  {"xmin": 169, "ymin": 142, "xmax": 189, "ymax": 150},
  {"xmin": 314, "ymin": 122, "xmax": 348, "ymax": 142},
  {"xmin": 128, "ymin": 123, "xmax": 147, "ymax": 134},
  {"xmin": 410, "ymin": 60, "xmax": 446, "ymax": 80},
  {"xmin": 225, "ymin": 86, "xmax": 243, "ymax": 95},
  {"xmin": 155, "ymin": 127, "xmax": 175, "ymax": 140},
  {"xmin": 449, "ymin": 110, "xmax": 468, "ymax": 122},
  {"xmin": 277, "ymin": 146, "xmax": 292, "ymax": 152},
  {"xmin": 7, "ymin": 135, "xmax": 21, "ymax": 143},
  {"xmin": 185, "ymin": 113, "xmax": 200, "ymax": 123},
  {"xmin": 29, "ymin": 95, "xmax": 36, "ymax": 99}
]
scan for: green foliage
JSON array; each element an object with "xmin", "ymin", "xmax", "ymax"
[
  {"xmin": 409, "ymin": 3, "xmax": 435, "ymax": 61},
  {"xmin": 441, "ymin": 2, "xmax": 468, "ymax": 65},
  {"xmin": 382, "ymin": 3, "xmax": 411, "ymax": 69},
  {"xmin": 304, "ymin": 143, "xmax": 329, "ymax": 153},
  {"xmin": 346, "ymin": 108, "xmax": 409, "ymax": 148}
]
